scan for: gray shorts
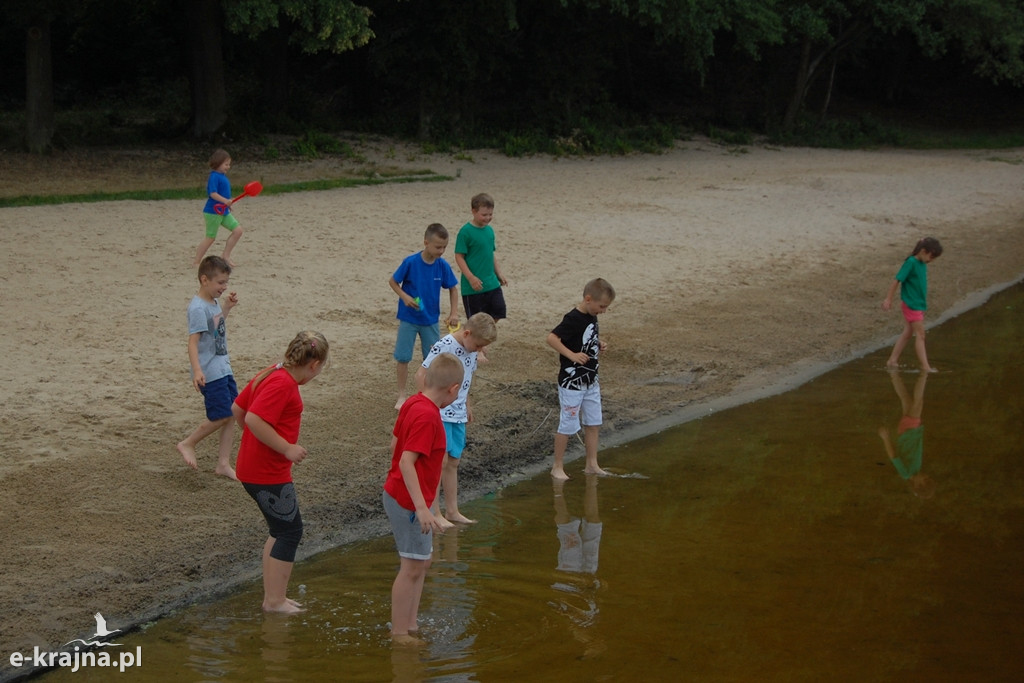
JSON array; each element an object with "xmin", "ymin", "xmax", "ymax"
[{"xmin": 383, "ymin": 490, "xmax": 433, "ymax": 560}]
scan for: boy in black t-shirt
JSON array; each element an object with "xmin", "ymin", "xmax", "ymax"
[{"xmin": 546, "ymin": 278, "xmax": 616, "ymax": 480}]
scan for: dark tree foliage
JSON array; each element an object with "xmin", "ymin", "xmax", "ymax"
[{"xmin": 1, "ymin": 0, "xmax": 1023, "ymax": 150}]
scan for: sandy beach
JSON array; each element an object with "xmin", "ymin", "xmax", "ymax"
[{"xmin": 1, "ymin": 138, "xmax": 1023, "ymax": 666}]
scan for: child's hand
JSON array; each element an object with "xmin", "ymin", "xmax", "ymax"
[
  {"xmin": 284, "ymin": 444, "xmax": 308, "ymax": 463},
  {"xmin": 224, "ymin": 291, "xmax": 239, "ymax": 310},
  {"xmin": 599, "ymin": 340, "xmax": 608, "ymax": 352},
  {"xmin": 468, "ymin": 275, "xmax": 483, "ymax": 291},
  {"xmin": 192, "ymin": 371, "xmax": 206, "ymax": 392},
  {"xmin": 405, "ymin": 294, "xmax": 421, "ymax": 310},
  {"xmin": 415, "ymin": 508, "xmax": 445, "ymax": 534},
  {"xmin": 881, "ymin": 298, "xmax": 892, "ymax": 311},
  {"xmin": 570, "ymin": 351, "xmax": 590, "ymax": 365}
]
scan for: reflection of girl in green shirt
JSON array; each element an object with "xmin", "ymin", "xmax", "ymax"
[{"xmin": 878, "ymin": 370, "xmax": 936, "ymax": 498}]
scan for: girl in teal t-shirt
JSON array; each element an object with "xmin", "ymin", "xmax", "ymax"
[{"xmin": 881, "ymin": 237, "xmax": 943, "ymax": 372}]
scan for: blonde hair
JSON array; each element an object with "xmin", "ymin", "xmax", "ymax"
[
  {"xmin": 464, "ymin": 312, "xmax": 497, "ymax": 345},
  {"xmin": 248, "ymin": 331, "xmax": 329, "ymax": 390},
  {"xmin": 209, "ymin": 148, "xmax": 231, "ymax": 169},
  {"xmin": 283, "ymin": 330, "xmax": 330, "ymax": 369},
  {"xmin": 423, "ymin": 353, "xmax": 463, "ymax": 389},
  {"xmin": 583, "ymin": 278, "xmax": 616, "ymax": 302}
]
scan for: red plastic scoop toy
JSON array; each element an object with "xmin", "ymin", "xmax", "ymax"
[{"xmin": 214, "ymin": 180, "xmax": 263, "ymax": 215}]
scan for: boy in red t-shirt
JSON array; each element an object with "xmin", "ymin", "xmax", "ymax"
[{"xmin": 382, "ymin": 352, "xmax": 464, "ymax": 644}]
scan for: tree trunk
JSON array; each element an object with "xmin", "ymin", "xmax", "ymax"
[
  {"xmin": 184, "ymin": 0, "xmax": 227, "ymax": 139},
  {"xmin": 25, "ymin": 21, "xmax": 54, "ymax": 153},
  {"xmin": 782, "ymin": 37, "xmax": 812, "ymax": 132}
]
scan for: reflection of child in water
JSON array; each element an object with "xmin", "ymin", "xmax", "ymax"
[
  {"xmin": 550, "ymin": 475, "xmax": 605, "ymax": 659},
  {"xmin": 554, "ymin": 476, "xmax": 603, "ymax": 574},
  {"xmin": 878, "ymin": 370, "xmax": 936, "ymax": 498}
]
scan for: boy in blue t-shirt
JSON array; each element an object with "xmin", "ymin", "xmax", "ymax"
[
  {"xmin": 177, "ymin": 255, "xmax": 239, "ymax": 479},
  {"xmin": 389, "ymin": 223, "xmax": 460, "ymax": 409}
]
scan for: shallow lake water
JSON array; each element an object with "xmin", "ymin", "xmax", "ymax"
[{"xmin": 42, "ymin": 283, "xmax": 1024, "ymax": 681}]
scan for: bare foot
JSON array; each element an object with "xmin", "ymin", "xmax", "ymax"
[
  {"xmin": 391, "ymin": 633, "xmax": 425, "ymax": 646},
  {"xmin": 583, "ymin": 466, "xmax": 610, "ymax": 476},
  {"xmin": 215, "ymin": 464, "xmax": 238, "ymax": 480},
  {"xmin": 885, "ymin": 361, "xmax": 900, "ymax": 370},
  {"xmin": 177, "ymin": 442, "xmax": 199, "ymax": 470},
  {"xmin": 550, "ymin": 468, "xmax": 570, "ymax": 481},
  {"xmin": 263, "ymin": 600, "xmax": 305, "ymax": 614},
  {"xmin": 445, "ymin": 512, "xmax": 477, "ymax": 524},
  {"xmin": 436, "ymin": 516, "xmax": 455, "ymax": 530},
  {"xmin": 286, "ymin": 598, "xmax": 302, "ymax": 608},
  {"xmin": 925, "ymin": 366, "xmax": 938, "ymax": 373}
]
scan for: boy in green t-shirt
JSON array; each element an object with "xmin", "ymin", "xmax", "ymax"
[{"xmin": 455, "ymin": 193, "xmax": 508, "ymax": 322}]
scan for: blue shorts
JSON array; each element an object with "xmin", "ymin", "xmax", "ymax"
[
  {"xmin": 393, "ymin": 320, "xmax": 441, "ymax": 363},
  {"xmin": 443, "ymin": 421, "xmax": 467, "ymax": 459},
  {"xmin": 383, "ymin": 490, "xmax": 433, "ymax": 560},
  {"xmin": 201, "ymin": 374, "xmax": 238, "ymax": 421},
  {"xmin": 462, "ymin": 287, "xmax": 506, "ymax": 321}
]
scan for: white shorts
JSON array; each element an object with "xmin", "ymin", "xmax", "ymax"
[{"xmin": 557, "ymin": 382, "xmax": 602, "ymax": 434}]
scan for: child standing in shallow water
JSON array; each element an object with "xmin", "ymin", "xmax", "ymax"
[
  {"xmin": 383, "ymin": 353, "xmax": 464, "ymax": 644},
  {"xmin": 548, "ymin": 278, "xmax": 616, "ymax": 480},
  {"xmin": 232, "ymin": 331, "xmax": 329, "ymax": 613},
  {"xmin": 882, "ymin": 237, "xmax": 943, "ymax": 372}
]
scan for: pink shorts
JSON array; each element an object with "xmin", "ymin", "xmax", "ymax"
[{"xmin": 901, "ymin": 302, "xmax": 925, "ymax": 323}]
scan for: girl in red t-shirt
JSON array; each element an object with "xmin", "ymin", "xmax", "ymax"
[{"xmin": 232, "ymin": 330, "xmax": 329, "ymax": 613}]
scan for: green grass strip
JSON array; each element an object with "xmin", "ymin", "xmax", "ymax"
[{"xmin": 0, "ymin": 170, "xmax": 453, "ymax": 209}]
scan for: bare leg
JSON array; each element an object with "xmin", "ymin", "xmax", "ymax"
[
  {"xmin": 442, "ymin": 455, "xmax": 475, "ymax": 523},
  {"xmin": 910, "ymin": 320, "xmax": 936, "ymax": 372},
  {"xmin": 430, "ymin": 477, "xmax": 454, "ymax": 530},
  {"xmin": 395, "ymin": 362, "xmax": 409, "ymax": 409},
  {"xmin": 214, "ymin": 421, "xmax": 238, "ymax": 480},
  {"xmin": 886, "ymin": 320, "xmax": 913, "ymax": 368},
  {"xmin": 551, "ymin": 432, "xmax": 571, "ymax": 480},
  {"xmin": 391, "ymin": 557, "xmax": 430, "ymax": 641},
  {"xmin": 582, "ymin": 425, "xmax": 607, "ymax": 476},
  {"xmin": 262, "ymin": 538, "xmax": 303, "ymax": 613},
  {"xmin": 193, "ymin": 237, "xmax": 216, "ymax": 266},
  {"xmin": 221, "ymin": 226, "xmax": 243, "ymax": 267},
  {"xmin": 177, "ymin": 416, "xmax": 231, "ymax": 470}
]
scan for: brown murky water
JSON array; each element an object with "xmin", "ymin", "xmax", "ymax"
[{"xmin": 41, "ymin": 284, "xmax": 1024, "ymax": 681}]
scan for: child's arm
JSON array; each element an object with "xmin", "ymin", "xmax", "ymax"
[
  {"xmin": 231, "ymin": 402, "xmax": 247, "ymax": 430},
  {"xmin": 877, "ymin": 427, "xmax": 896, "ymax": 460},
  {"xmin": 398, "ymin": 450, "xmax": 444, "ymax": 533},
  {"xmin": 446, "ymin": 285, "xmax": 460, "ymax": 326},
  {"xmin": 881, "ymin": 279, "xmax": 900, "ymax": 311},
  {"xmin": 244, "ymin": 412, "xmax": 308, "ymax": 463},
  {"xmin": 455, "ymin": 254, "xmax": 483, "ymax": 292},
  {"xmin": 547, "ymin": 332, "xmax": 589, "ymax": 365},
  {"xmin": 389, "ymin": 276, "xmax": 421, "ymax": 310},
  {"xmin": 188, "ymin": 332, "xmax": 206, "ymax": 391},
  {"xmin": 494, "ymin": 254, "xmax": 507, "ymax": 287},
  {"xmin": 222, "ymin": 291, "xmax": 239, "ymax": 316},
  {"xmin": 413, "ymin": 365, "xmax": 428, "ymax": 394}
]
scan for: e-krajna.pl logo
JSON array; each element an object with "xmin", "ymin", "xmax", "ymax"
[{"xmin": 7, "ymin": 613, "xmax": 141, "ymax": 674}]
